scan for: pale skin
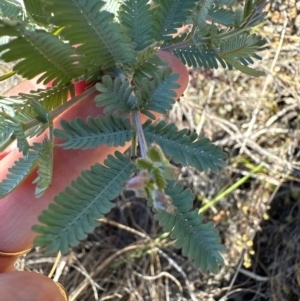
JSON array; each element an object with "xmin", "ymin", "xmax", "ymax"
[{"xmin": 0, "ymin": 51, "xmax": 189, "ymax": 300}]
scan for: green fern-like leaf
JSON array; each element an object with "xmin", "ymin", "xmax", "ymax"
[
  {"xmin": 143, "ymin": 120, "xmax": 227, "ymax": 172},
  {"xmin": 0, "ymin": 127, "xmax": 13, "ymax": 151},
  {"xmin": 152, "ymin": 0, "xmax": 197, "ymax": 41},
  {"xmin": 0, "ymin": 0, "xmax": 23, "ymax": 19},
  {"xmin": 28, "ymin": 99, "xmax": 50, "ymax": 123},
  {"xmin": 18, "ymin": 99, "xmax": 50, "ymax": 138},
  {"xmin": 17, "ymin": 84, "xmax": 74, "ymax": 117},
  {"xmin": 32, "ymin": 137, "xmax": 54, "ymax": 198},
  {"xmin": 194, "ymin": 0, "xmax": 213, "ymax": 27},
  {"xmin": 119, "ymin": 0, "xmax": 153, "ymax": 51},
  {"xmin": 33, "ymin": 151, "xmax": 134, "ymax": 254},
  {"xmin": 207, "ymin": 7, "xmax": 235, "ymax": 26},
  {"xmin": 133, "ymin": 47, "xmax": 168, "ymax": 82},
  {"xmin": 1, "ymin": 97, "xmax": 51, "ymax": 142},
  {"xmin": 241, "ymin": 0, "xmax": 267, "ymax": 28},
  {"xmin": 1, "ymin": 113, "xmax": 30, "ymax": 155},
  {"xmin": 0, "ymin": 150, "xmax": 39, "ymax": 198},
  {"xmin": 172, "ymin": 44, "xmax": 223, "ymax": 69},
  {"xmin": 172, "ymin": 35, "xmax": 265, "ymax": 76},
  {"xmin": 0, "ymin": 96, "xmax": 24, "ymax": 116},
  {"xmin": 219, "ymin": 33, "xmax": 265, "ymax": 61},
  {"xmin": 102, "ymin": 0, "xmax": 121, "ymax": 15},
  {"xmin": 95, "ymin": 75, "xmax": 137, "ymax": 114},
  {"xmin": 0, "ymin": 21, "xmax": 85, "ymax": 85},
  {"xmin": 213, "ymin": 0, "xmax": 237, "ymax": 5},
  {"xmin": 23, "ymin": 0, "xmax": 51, "ymax": 25},
  {"xmin": 0, "ymin": 112, "xmax": 20, "ymax": 152},
  {"xmin": 218, "ymin": 33, "xmax": 266, "ymax": 77},
  {"xmin": 54, "ymin": 115, "xmax": 132, "ymax": 149},
  {"xmin": 153, "ymin": 183, "xmax": 226, "ymax": 273},
  {"xmin": 135, "ymin": 67, "xmax": 180, "ymax": 116},
  {"xmin": 225, "ymin": 57, "xmax": 264, "ymax": 77},
  {"xmin": 46, "ymin": 0, "xmax": 135, "ymax": 68}
]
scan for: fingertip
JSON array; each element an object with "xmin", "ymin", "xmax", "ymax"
[
  {"xmin": 0, "ymin": 256, "xmax": 16, "ymax": 273},
  {"xmin": 158, "ymin": 50, "xmax": 189, "ymax": 98},
  {"xmin": 0, "ymin": 248, "xmax": 32, "ymax": 273},
  {"xmin": 55, "ymin": 281, "xmax": 69, "ymax": 301},
  {"xmin": 0, "ymin": 271, "xmax": 68, "ymax": 301}
]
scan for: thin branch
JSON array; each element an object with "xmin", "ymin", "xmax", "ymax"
[
  {"xmin": 132, "ymin": 110, "xmax": 148, "ymax": 158},
  {"xmin": 131, "ymin": 111, "xmax": 138, "ymax": 157},
  {"xmin": 22, "ymin": 85, "xmax": 96, "ymax": 132},
  {"xmin": 161, "ymin": 26, "xmax": 254, "ymax": 53}
]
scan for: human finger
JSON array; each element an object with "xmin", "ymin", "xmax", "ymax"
[
  {"xmin": 0, "ymin": 271, "xmax": 67, "ymax": 301},
  {"xmin": 0, "ymin": 50, "xmax": 188, "ymax": 255}
]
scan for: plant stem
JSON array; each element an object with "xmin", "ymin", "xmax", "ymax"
[
  {"xmin": 161, "ymin": 39, "xmax": 194, "ymax": 52},
  {"xmin": 132, "ymin": 110, "xmax": 148, "ymax": 158},
  {"xmin": 198, "ymin": 163, "xmax": 263, "ymax": 214},
  {"xmin": 131, "ymin": 112, "xmax": 137, "ymax": 158},
  {"xmin": 1, "ymin": 86, "xmax": 96, "ymax": 153},
  {"xmin": 23, "ymin": 86, "xmax": 96, "ymax": 132}
]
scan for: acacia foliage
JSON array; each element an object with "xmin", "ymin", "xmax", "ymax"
[{"xmin": 0, "ymin": 0, "xmax": 267, "ymax": 273}]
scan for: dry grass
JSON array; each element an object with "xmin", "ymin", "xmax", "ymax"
[{"xmin": 11, "ymin": 2, "xmax": 300, "ymax": 300}]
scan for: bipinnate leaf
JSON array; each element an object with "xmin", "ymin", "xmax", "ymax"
[
  {"xmin": 194, "ymin": 0, "xmax": 213, "ymax": 27},
  {"xmin": 0, "ymin": 0, "xmax": 23, "ymax": 19},
  {"xmin": 0, "ymin": 126, "xmax": 13, "ymax": 151},
  {"xmin": 18, "ymin": 84, "xmax": 75, "ymax": 117},
  {"xmin": 133, "ymin": 47, "xmax": 168, "ymax": 81},
  {"xmin": 172, "ymin": 33, "xmax": 266, "ymax": 76},
  {"xmin": 153, "ymin": 183, "xmax": 226, "ymax": 273},
  {"xmin": 33, "ymin": 152, "xmax": 134, "ymax": 254},
  {"xmin": 135, "ymin": 68, "xmax": 180, "ymax": 116},
  {"xmin": 0, "ymin": 96, "xmax": 24, "ymax": 117},
  {"xmin": 46, "ymin": 0, "xmax": 135, "ymax": 68},
  {"xmin": 219, "ymin": 33, "xmax": 265, "ymax": 61},
  {"xmin": 1, "ymin": 113, "xmax": 30, "ymax": 155},
  {"xmin": 0, "ymin": 150, "xmax": 39, "ymax": 198},
  {"xmin": 29, "ymin": 99, "xmax": 50, "ymax": 124},
  {"xmin": 207, "ymin": 7, "xmax": 235, "ymax": 26},
  {"xmin": 226, "ymin": 58, "xmax": 264, "ymax": 77},
  {"xmin": 102, "ymin": 0, "xmax": 121, "ymax": 15},
  {"xmin": 241, "ymin": 0, "xmax": 267, "ymax": 28},
  {"xmin": 32, "ymin": 138, "xmax": 54, "ymax": 198},
  {"xmin": 95, "ymin": 76, "xmax": 137, "ymax": 114},
  {"xmin": 23, "ymin": 0, "xmax": 51, "ymax": 25},
  {"xmin": 0, "ymin": 20, "xmax": 85, "ymax": 85},
  {"xmin": 152, "ymin": 0, "xmax": 197, "ymax": 41},
  {"xmin": 119, "ymin": 0, "xmax": 153, "ymax": 51},
  {"xmin": 172, "ymin": 43, "xmax": 222, "ymax": 69},
  {"xmin": 54, "ymin": 115, "xmax": 132, "ymax": 149},
  {"xmin": 218, "ymin": 33, "xmax": 266, "ymax": 77},
  {"xmin": 143, "ymin": 120, "xmax": 227, "ymax": 172}
]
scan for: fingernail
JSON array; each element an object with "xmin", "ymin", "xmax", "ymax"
[{"xmin": 55, "ymin": 281, "xmax": 69, "ymax": 301}]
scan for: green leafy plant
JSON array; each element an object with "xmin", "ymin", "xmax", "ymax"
[{"xmin": 0, "ymin": 0, "xmax": 267, "ymax": 273}]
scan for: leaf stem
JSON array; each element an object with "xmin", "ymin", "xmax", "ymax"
[
  {"xmin": 23, "ymin": 86, "xmax": 96, "ymax": 132},
  {"xmin": 1, "ymin": 86, "xmax": 97, "ymax": 153},
  {"xmin": 161, "ymin": 39, "xmax": 194, "ymax": 52},
  {"xmin": 161, "ymin": 27, "xmax": 252, "ymax": 53},
  {"xmin": 131, "ymin": 112, "xmax": 138, "ymax": 158},
  {"xmin": 132, "ymin": 110, "xmax": 148, "ymax": 158},
  {"xmin": 198, "ymin": 163, "xmax": 263, "ymax": 214}
]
